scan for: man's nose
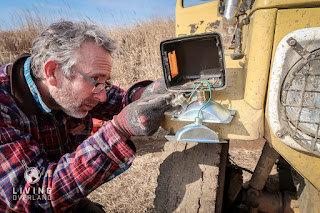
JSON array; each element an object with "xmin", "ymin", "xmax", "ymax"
[{"xmin": 94, "ymin": 89, "xmax": 107, "ymax": 102}]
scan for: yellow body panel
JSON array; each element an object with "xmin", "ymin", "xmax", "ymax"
[
  {"xmin": 164, "ymin": 6, "xmax": 278, "ymax": 140},
  {"xmin": 272, "ymin": 7, "xmax": 320, "ymax": 58},
  {"xmin": 176, "ymin": 0, "xmax": 221, "ymax": 36},
  {"xmin": 265, "ymin": 8, "xmax": 320, "ymax": 190},
  {"xmin": 252, "ymin": 0, "xmax": 320, "ymax": 12},
  {"xmin": 243, "ymin": 9, "xmax": 277, "ymax": 109}
]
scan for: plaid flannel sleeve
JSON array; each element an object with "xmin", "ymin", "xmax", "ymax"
[
  {"xmin": 49, "ymin": 122, "xmax": 135, "ymax": 212},
  {"xmin": 0, "ymin": 86, "xmax": 135, "ymax": 212}
]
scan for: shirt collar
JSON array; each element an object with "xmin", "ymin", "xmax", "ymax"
[{"xmin": 24, "ymin": 57, "xmax": 52, "ymax": 113}]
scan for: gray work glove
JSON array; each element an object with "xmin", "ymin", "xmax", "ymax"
[
  {"xmin": 140, "ymin": 78, "xmax": 167, "ymax": 98},
  {"xmin": 113, "ymin": 93, "xmax": 173, "ymax": 138}
]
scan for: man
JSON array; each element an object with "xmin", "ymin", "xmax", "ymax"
[{"xmin": 0, "ymin": 20, "xmax": 171, "ymax": 212}]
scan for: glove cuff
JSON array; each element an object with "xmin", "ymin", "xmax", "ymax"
[{"xmin": 126, "ymin": 80, "xmax": 153, "ymax": 104}]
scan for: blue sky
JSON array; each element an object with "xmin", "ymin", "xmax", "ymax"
[{"xmin": 0, "ymin": 0, "xmax": 176, "ymax": 30}]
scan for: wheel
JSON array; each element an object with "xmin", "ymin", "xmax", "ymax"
[{"xmin": 154, "ymin": 142, "xmax": 228, "ymax": 213}]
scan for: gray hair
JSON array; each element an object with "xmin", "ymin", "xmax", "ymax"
[{"xmin": 30, "ymin": 20, "xmax": 116, "ymax": 79}]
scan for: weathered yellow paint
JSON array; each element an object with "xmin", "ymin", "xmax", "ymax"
[
  {"xmin": 164, "ymin": 7, "xmax": 279, "ymax": 140},
  {"xmin": 243, "ymin": 9, "xmax": 277, "ymax": 110},
  {"xmin": 252, "ymin": 0, "xmax": 320, "ymax": 13},
  {"xmin": 166, "ymin": 2, "xmax": 278, "ymax": 140},
  {"xmin": 175, "ymin": 0, "xmax": 221, "ymax": 36},
  {"xmin": 265, "ymin": 8, "xmax": 320, "ymax": 190},
  {"xmin": 272, "ymin": 8, "xmax": 320, "ymax": 58}
]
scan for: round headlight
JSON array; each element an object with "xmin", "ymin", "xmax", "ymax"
[{"xmin": 280, "ymin": 53, "xmax": 320, "ymax": 155}]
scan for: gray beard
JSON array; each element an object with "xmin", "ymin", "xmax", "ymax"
[
  {"xmin": 48, "ymin": 93, "xmax": 88, "ymax": 118},
  {"xmin": 48, "ymin": 81, "xmax": 88, "ymax": 118}
]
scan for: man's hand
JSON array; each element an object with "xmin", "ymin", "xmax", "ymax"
[
  {"xmin": 112, "ymin": 93, "xmax": 173, "ymax": 139},
  {"xmin": 140, "ymin": 78, "xmax": 167, "ymax": 98}
]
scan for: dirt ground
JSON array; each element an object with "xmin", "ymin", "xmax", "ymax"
[{"xmin": 88, "ymin": 132, "xmax": 279, "ymax": 212}]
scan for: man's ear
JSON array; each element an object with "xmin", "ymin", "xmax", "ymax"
[{"xmin": 44, "ymin": 60, "xmax": 59, "ymax": 86}]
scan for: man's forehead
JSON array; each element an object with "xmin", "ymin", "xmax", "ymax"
[
  {"xmin": 77, "ymin": 43, "xmax": 112, "ymax": 69},
  {"xmin": 78, "ymin": 41, "xmax": 112, "ymax": 60}
]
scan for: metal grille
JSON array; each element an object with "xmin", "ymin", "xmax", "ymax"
[{"xmin": 280, "ymin": 52, "xmax": 320, "ymax": 156}]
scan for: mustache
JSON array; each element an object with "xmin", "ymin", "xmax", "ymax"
[{"xmin": 82, "ymin": 100, "xmax": 100, "ymax": 106}]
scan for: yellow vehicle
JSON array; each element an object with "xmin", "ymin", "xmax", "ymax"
[{"xmin": 155, "ymin": 0, "xmax": 320, "ymax": 212}]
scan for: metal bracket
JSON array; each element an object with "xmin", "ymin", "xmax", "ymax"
[
  {"xmin": 235, "ymin": 0, "xmax": 256, "ymax": 17},
  {"xmin": 231, "ymin": 24, "xmax": 244, "ymax": 60},
  {"xmin": 286, "ymin": 37, "xmax": 312, "ymax": 60}
]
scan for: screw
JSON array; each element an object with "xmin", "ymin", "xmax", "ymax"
[
  {"xmin": 276, "ymin": 129, "xmax": 287, "ymax": 138},
  {"xmin": 288, "ymin": 39, "xmax": 297, "ymax": 46}
]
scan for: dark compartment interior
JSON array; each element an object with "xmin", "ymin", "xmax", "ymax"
[{"xmin": 160, "ymin": 33, "xmax": 225, "ymax": 91}]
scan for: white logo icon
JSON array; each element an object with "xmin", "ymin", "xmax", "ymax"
[{"xmin": 22, "ymin": 160, "xmax": 44, "ymax": 184}]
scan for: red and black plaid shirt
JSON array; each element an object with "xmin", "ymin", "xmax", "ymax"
[{"xmin": 0, "ymin": 56, "xmax": 137, "ymax": 212}]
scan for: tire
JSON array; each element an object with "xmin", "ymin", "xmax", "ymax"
[{"xmin": 154, "ymin": 141, "xmax": 228, "ymax": 213}]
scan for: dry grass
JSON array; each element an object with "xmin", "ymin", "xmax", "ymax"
[
  {"xmin": 0, "ymin": 28, "xmax": 37, "ymax": 65},
  {"xmin": 88, "ymin": 151, "xmax": 161, "ymax": 212},
  {"xmin": 0, "ymin": 10, "xmax": 47, "ymax": 65},
  {"xmin": 0, "ymin": 17, "xmax": 174, "ymax": 89},
  {"xmin": 109, "ymin": 18, "xmax": 175, "ymax": 88}
]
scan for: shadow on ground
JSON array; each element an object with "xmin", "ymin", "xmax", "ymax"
[{"xmin": 154, "ymin": 143, "xmax": 224, "ymax": 213}]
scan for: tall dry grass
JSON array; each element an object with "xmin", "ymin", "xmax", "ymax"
[
  {"xmin": 109, "ymin": 18, "xmax": 175, "ymax": 88},
  {"xmin": 0, "ymin": 9, "xmax": 47, "ymax": 65},
  {"xmin": 0, "ymin": 16, "xmax": 174, "ymax": 88},
  {"xmin": 0, "ymin": 28, "xmax": 37, "ymax": 65}
]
